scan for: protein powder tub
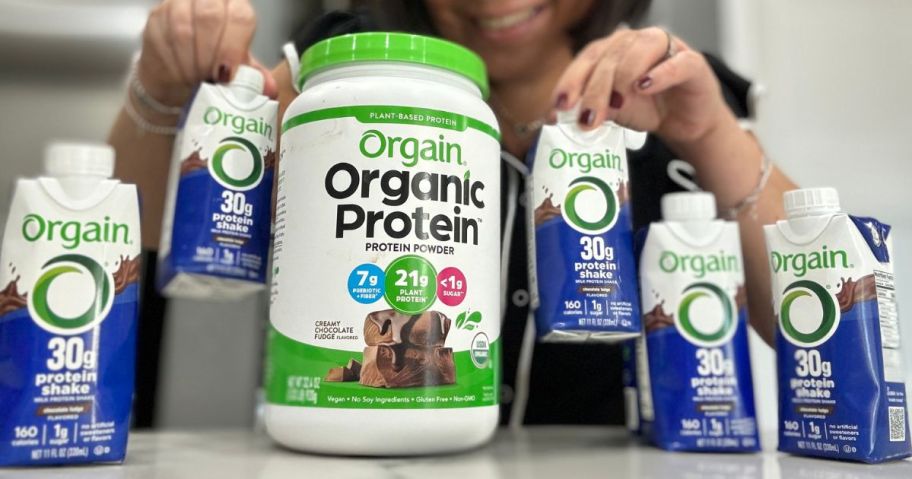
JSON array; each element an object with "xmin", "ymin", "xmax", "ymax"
[{"xmin": 265, "ymin": 32, "xmax": 501, "ymax": 455}]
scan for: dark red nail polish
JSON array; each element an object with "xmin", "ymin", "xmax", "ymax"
[
  {"xmin": 638, "ymin": 76, "xmax": 653, "ymax": 89},
  {"xmin": 555, "ymin": 93, "xmax": 568, "ymax": 109},
  {"xmin": 579, "ymin": 109, "xmax": 594, "ymax": 126},
  {"xmin": 218, "ymin": 64, "xmax": 230, "ymax": 83},
  {"xmin": 609, "ymin": 91, "xmax": 624, "ymax": 109}
]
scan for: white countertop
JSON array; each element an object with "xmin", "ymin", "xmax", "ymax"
[{"xmin": 3, "ymin": 427, "xmax": 911, "ymax": 478}]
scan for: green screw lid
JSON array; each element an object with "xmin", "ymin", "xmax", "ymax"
[{"xmin": 299, "ymin": 32, "xmax": 490, "ymax": 98}]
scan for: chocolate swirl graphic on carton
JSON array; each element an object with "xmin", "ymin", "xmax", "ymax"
[
  {"xmin": 534, "ymin": 195, "xmax": 562, "ymax": 226},
  {"xmin": 263, "ymin": 149, "xmax": 276, "ymax": 171},
  {"xmin": 643, "ymin": 301, "xmax": 674, "ymax": 333},
  {"xmin": 0, "ymin": 271, "xmax": 27, "ymax": 316},
  {"xmin": 112, "ymin": 255, "xmax": 143, "ymax": 295},
  {"xmin": 617, "ymin": 180, "xmax": 629, "ymax": 206},
  {"xmin": 179, "ymin": 149, "xmax": 207, "ymax": 176},
  {"xmin": 735, "ymin": 284, "xmax": 747, "ymax": 310},
  {"xmin": 835, "ymin": 274, "xmax": 877, "ymax": 312}
]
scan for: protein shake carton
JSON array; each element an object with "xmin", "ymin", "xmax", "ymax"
[
  {"xmin": 158, "ymin": 65, "xmax": 277, "ymax": 299},
  {"xmin": 637, "ymin": 192, "xmax": 759, "ymax": 452},
  {"xmin": 0, "ymin": 143, "xmax": 141, "ymax": 466},
  {"xmin": 766, "ymin": 187, "xmax": 911, "ymax": 463},
  {"xmin": 528, "ymin": 120, "xmax": 643, "ymax": 341}
]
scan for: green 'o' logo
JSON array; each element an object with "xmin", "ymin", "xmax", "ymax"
[
  {"xmin": 676, "ymin": 282, "xmax": 736, "ymax": 347},
  {"xmin": 27, "ymin": 254, "xmax": 114, "ymax": 335},
  {"xmin": 208, "ymin": 136, "xmax": 264, "ymax": 191},
  {"xmin": 562, "ymin": 176, "xmax": 618, "ymax": 234},
  {"xmin": 779, "ymin": 280, "xmax": 839, "ymax": 347}
]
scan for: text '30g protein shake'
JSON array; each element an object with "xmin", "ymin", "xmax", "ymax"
[
  {"xmin": 528, "ymin": 118, "xmax": 644, "ymax": 341},
  {"xmin": 635, "ymin": 192, "xmax": 759, "ymax": 452},
  {"xmin": 158, "ymin": 65, "xmax": 277, "ymax": 299},
  {"xmin": 0, "ymin": 143, "xmax": 141, "ymax": 466},
  {"xmin": 766, "ymin": 187, "xmax": 911, "ymax": 463},
  {"xmin": 265, "ymin": 33, "xmax": 501, "ymax": 455}
]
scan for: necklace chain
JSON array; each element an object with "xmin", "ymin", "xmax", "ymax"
[{"xmin": 488, "ymin": 92, "xmax": 547, "ymax": 139}]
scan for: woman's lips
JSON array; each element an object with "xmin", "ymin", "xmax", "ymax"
[{"xmin": 475, "ymin": 4, "xmax": 549, "ymax": 43}]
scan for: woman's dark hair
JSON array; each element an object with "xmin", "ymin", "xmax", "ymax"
[{"xmin": 360, "ymin": 1, "xmax": 652, "ymax": 51}]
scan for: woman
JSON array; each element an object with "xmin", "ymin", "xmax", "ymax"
[{"xmin": 109, "ymin": 0, "xmax": 796, "ymax": 426}]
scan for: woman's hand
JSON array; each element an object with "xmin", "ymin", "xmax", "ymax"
[
  {"xmin": 138, "ymin": 0, "xmax": 277, "ymax": 107},
  {"xmin": 552, "ymin": 27, "xmax": 730, "ymax": 145}
]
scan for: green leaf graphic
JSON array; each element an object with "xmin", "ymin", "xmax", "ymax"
[{"xmin": 456, "ymin": 312, "xmax": 467, "ymax": 329}]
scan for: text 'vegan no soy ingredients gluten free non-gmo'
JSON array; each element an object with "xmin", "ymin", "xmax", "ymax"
[{"xmin": 265, "ymin": 33, "xmax": 501, "ymax": 455}]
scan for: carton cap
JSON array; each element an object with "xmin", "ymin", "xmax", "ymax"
[
  {"xmin": 44, "ymin": 142, "xmax": 114, "ymax": 178},
  {"xmin": 230, "ymin": 65, "xmax": 264, "ymax": 94},
  {"xmin": 784, "ymin": 187, "xmax": 840, "ymax": 218},
  {"xmin": 661, "ymin": 191, "xmax": 717, "ymax": 221}
]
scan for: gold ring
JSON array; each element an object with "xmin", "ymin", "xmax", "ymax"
[{"xmin": 663, "ymin": 29, "xmax": 677, "ymax": 59}]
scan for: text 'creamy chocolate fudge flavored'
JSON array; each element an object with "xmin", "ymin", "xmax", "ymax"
[
  {"xmin": 158, "ymin": 66, "xmax": 277, "ymax": 299},
  {"xmin": 265, "ymin": 33, "xmax": 501, "ymax": 455},
  {"xmin": 766, "ymin": 188, "xmax": 911, "ymax": 463},
  {"xmin": 635, "ymin": 192, "xmax": 759, "ymax": 451},
  {"xmin": 528, "ymin": 119, "xmax": 643, "ymax": 341},
  {"xmin": 0, "ymin": 143, "xmax": 141, "ymax": 466}
]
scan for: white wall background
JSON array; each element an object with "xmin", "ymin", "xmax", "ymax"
[{"xmin": 720, "ymin": 0, "xmax": 912, "ymax": 432}]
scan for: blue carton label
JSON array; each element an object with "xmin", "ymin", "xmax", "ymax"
[{"xmin": 528, "ymin": 124, "xmax": 641, "ymax": 340}]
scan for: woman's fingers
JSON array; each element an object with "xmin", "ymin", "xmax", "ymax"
[
  {"xmin": 611, "ymin": 28, "xmax": 676, "ymax": 101},
  {"xmin": 192, "ymin": 0, "xmax": 227, "ymax": 81},
  {"xmin": 215, "ymin": 0, "xmax": 257, "ymax": 82},
  {"xmin": 551, "ymin": 39, "xmax": 609, "ymax": 110},
  {"xmin": 636, "ymin": 49, "xmax": 705, "ymax": 96},
  {"xmin": 576, "ymin": 52, "xmax": 619, "ymax": 128}
]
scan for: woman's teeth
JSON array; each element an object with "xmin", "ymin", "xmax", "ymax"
[{"xmin": 478, "ymin": 6, "xmax": 543, "ymax": 31}]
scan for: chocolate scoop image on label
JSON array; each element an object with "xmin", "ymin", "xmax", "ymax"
[
  {"xmin": 360, "ymin": 345, "xmax": 456, "ymax": 388},
  {"xmin": 325, "ymin": 359, "xmax": 362, "ymax": 382},
  {"xmin": 364, "ymin": 309, "xmax": 451, "ymax": 347},
  {"xmin": 337, "ymin": 309, "xmax": 457, "ymax": 388}
]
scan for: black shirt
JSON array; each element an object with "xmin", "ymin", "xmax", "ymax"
[{"xmin": 292, "ymin": 11, "xmax": 752, "ymax": 425}]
